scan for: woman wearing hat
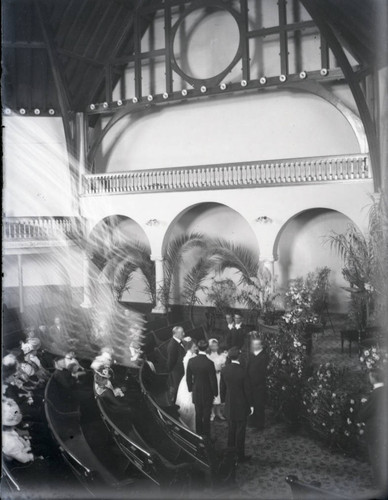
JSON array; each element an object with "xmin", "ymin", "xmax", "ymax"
[{"xmin": 207, "ymin": 338, "xmax": 227, "ymax": 421}]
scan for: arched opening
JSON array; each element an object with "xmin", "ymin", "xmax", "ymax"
[
  {"xmin": 162, "ymin": 202, "xmax": 259, "ymax": 313},
  {"xmin": 88, "ymin": 215, "xmax": 153, "ymax": 306},
  {"xmin": 274, "ymin": 208, "xmax": 358, "ymax": 312}
]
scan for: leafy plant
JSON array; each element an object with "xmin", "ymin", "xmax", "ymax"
[
  {"xmin": 182, "ymin": 257, "xmax": 214, "ymax": 322},
  {"xmin": 237, "ymin": 263, "xmax": 279, "ymax": 323},
  {"xmin": 100, "ymin": 241, "xmax": 156, "ymax": 303},
  {"xmin": 206, "ymin": 278, "xmax": 238, "ymax": 315},
  {"xmin": 161, "ymin": 232, "xmax": 208, "ymax": 312},
  {"xmin": 327, "ymin": 194, "xmax": 388, "ymax": 330}
]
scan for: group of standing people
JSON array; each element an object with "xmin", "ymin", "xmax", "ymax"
[{"xmin": 165, "ymin": 312, "xmax": 268, "ymax": 462}]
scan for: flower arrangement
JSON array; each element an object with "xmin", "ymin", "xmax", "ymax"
[
  {"xmin": 359, "ymin": 346, "xmax": 388, "ymax": 370},
  {"xmin": 302, "ymin": 363, "xmax": 368, "ymax": 454},
  {"xmin": 262, "ymin": 321, "xmax": 310, "ymax": 428}
]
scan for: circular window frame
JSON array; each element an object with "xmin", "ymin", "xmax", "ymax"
[{"xmin": 170, "ymin": 0, "xmax": 243, "ymax": 88}]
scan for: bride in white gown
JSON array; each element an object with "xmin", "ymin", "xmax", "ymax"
[{"xmin": 176, "ymin": 338, "xmax": 197, "ymax": 431}]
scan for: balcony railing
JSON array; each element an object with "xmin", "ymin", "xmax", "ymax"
[
  {"xmin": 83, "ymin": 154, "xmax": 370, "ymax": 196},
  {"xmin": 3, "ymin": 217, "xmax": 82, "ymax": 243}
]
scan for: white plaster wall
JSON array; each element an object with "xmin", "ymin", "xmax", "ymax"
[
  {"xmin": 97, "ymin": 91, "xmax": 361, "ymax": 174},
  {"xmin": 276, "ymin": 209, "xmax": 352, "ymax": 312},
  {"xmin": 81, "ymin": 179, "xmax": 374, "ymax": 307},
  {"xmin": 3, "ymin": 116, "xmax": 75, "ymax": 216}
]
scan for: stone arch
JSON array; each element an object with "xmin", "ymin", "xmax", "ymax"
[
  {"xmin": 162, "ymin": 201, "xmax": 260, "ymax": 307},
  {"xmin": 87, "ymin": 214, "xmax": 153, "ymax": 305},
  {"xmin": 162, "ymin": 201, "xmax": 260, "ymax": 255},
  {"xmin": 273, "ymin": 207, "xmax": 360, "ymax": 312}
]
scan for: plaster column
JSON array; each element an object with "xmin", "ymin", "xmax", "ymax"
[
  {"xmin": 260, "ymin": 255, "xmax": 277, "ymax": 292},
  {"xmin": 17, "ymin": 254, "xmax": 24, "ymax": 314},
  {"xmin": 80, "ymin": 252, "xmax": 92, "ymax": 308},
  {"xmin": 151, "ymin": 254, "xmax": 167, "ymax": 314}
]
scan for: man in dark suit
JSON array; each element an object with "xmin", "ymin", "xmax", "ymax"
[
  {"xmin": 226, "ymin": 311, "xmax": 247, "ymax": 350},
  {"xmin": 220, "ymin": 347, "xmax": 253, "ymax": 462},
  {"xmin": 166, "ymin": 326, "xmax": 186, "ymax": 403},
  {"xmin": 186, "ymin": 340, "xmax": 218, "ymax": 437},
  {"xmin": 357, "ymin": 367, "xmax": 387, "ymax": 495},
  {"xmin": 246, "ymin": 336, "xmax": 269, "ymax": 431}
]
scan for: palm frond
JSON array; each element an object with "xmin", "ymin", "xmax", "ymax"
[
  {"xmin": 182, "ymin": 257, "xmax": 213, "ymax": 307},
  {"xmin": 162, "ymin": 232, "xmax": 208, "ymax": 307},
  {"xmin": 208, "ymin": 239, "xmax": 259, "ymax": 284}
]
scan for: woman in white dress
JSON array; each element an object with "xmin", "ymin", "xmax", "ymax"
[
  {"xmin": 207, "ymin": 338, "xmax": 227, "ymax": 420},
  {"xmin": 176, "ymin": 337, "xmax": 197, "ymax": 431}
]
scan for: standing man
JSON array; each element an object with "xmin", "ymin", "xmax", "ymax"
[
  {"xmin": 357, "ymin": 367, "xmax": 387, "ymax": 495},
  {"xmin": 225, "ymin": 312, "xmax": 235, "ymax": 333},
  {"xmin": 246, "ymin": 335, "xmax": 268, "ymax": 431},
  {"xmin": 220, "ymin": 347, "xmax": 253, "ymax": 462},
  {"xmin": 186, "ymin": 340, "xmax": 218, "ymax": 438},
  {"xmin": 226, "ymin": 311, "xmax": 247, "ymax": 350},
  {"xmin": 166, "ymin": 326, "xmax": 186, "ymax": 404}
]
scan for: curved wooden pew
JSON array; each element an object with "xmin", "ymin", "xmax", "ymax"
[
  {"xmin": 44, "ymin": 374, "xmax": 134, "ymax": 493},
  {"xmin": 95, "ymin": 375, "xmax": 201, "ymax": 491},
  {"xmin": 139, "ymin": 361, "xmax": 215, "ymax": 471}
]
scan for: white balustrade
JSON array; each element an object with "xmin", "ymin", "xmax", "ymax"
[
  {"xmin": 82, "ymin": 154, "xmax": 370, "ymax": 196},
  {"xmin": 3, "ymin": 217, "xmax": 81, "ymax": 241}
]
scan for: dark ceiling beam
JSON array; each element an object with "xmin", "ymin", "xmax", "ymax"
[
  {"xmin": 300, "ymin": 0, "xmax": 381, "ymax": 191},
  {"xmin": 85, "ymin": 6, "xmax": 137, "ymax": 106},
  {"xmin": 57, "ymin": 48, "xmax": 103, "ymax": 67},
  {"xmin": 3, "ymin": 41, "xmax": 46, "ymax": 49},
  {"xmin": 78, "ymin": 1, "xmax": 112, "ymax": 58},
  {"xmin": 73, "ymin": 7, "xmax": 127, "ymax": 103},
  {"xmin": 54, "ymin": 0, "xmax": 77, "ymax": 46},
  {"xmin": 60, "ymin": 0, "xmax": 90, "ymax": 52},
  {"xmin": 247, "ymin": 19, "xmax": 316, "ymax": 38}
]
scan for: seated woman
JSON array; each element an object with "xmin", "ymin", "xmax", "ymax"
[
  {"xmin": 53, "ymin": 353, "xmax": 89, "ymax": 404},
  {"xmin": 20, "ymin": 338, "xmax": 49, "ymax": 386},
  {"xmin": 93, "ymin": 365, "xmax": 131, "ymax": 414}
]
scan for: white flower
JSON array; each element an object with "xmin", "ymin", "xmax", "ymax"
[
  {"xmin": 364, "ymin": 350, "xmax": 370, "ymax": 356},
  {"xmin": 330, "ymin": 428, "xmax": 335, "ymax": 433},
  {"xmin": 349, "ymin": 408, "xmax": 354, "ymax": 413},
  {"xmin": 347, "ymin": 418, "xmax": 352, "ymax": 425},
  {"xmin": 313, "ymin": 409, "xmax": 318, "ymax": 414},
  {"xmin": 350, "ymin": 399, "xmax": 355, "ymax": 404},
  {"xmin": 360, "ymin": 357, "xmax": 364, "ymax": 362},
  {"xmin": 328, "ymin": 411, "xmax": 334, "ymax": 416},
  {"xmin": 361, "ymin": 398, "xmax": 367, "ymax": 404},
  {"xmin": 332, "ymin": 393, "xmax": 336, "ymax": 398},
  {"xmin": 282, "ymin": 386, "xmax": 286, "ymax": 391},
  {"xmin": 344, "ymin": 430, "xmax": 350, "ymax": 437},
  {"xmin": 359, "ymin": 429, "xmax": 364, "ymax": 435}
]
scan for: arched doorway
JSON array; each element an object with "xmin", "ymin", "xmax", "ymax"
[
  {"xmin": 162, "ymin": 202, "xmax": 260, "ymax": 318},
  {"xmin": 273, "ymin": 208, "xmax": 358, "ymax": 312},
  {"xmin": 88, "ymin": 215, "xmax": 153, "ymax": 306}
]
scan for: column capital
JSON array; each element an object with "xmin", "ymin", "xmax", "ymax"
[{"xmin": 150, "ymin": 254, "xmax": 164, "ymax": 262}]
